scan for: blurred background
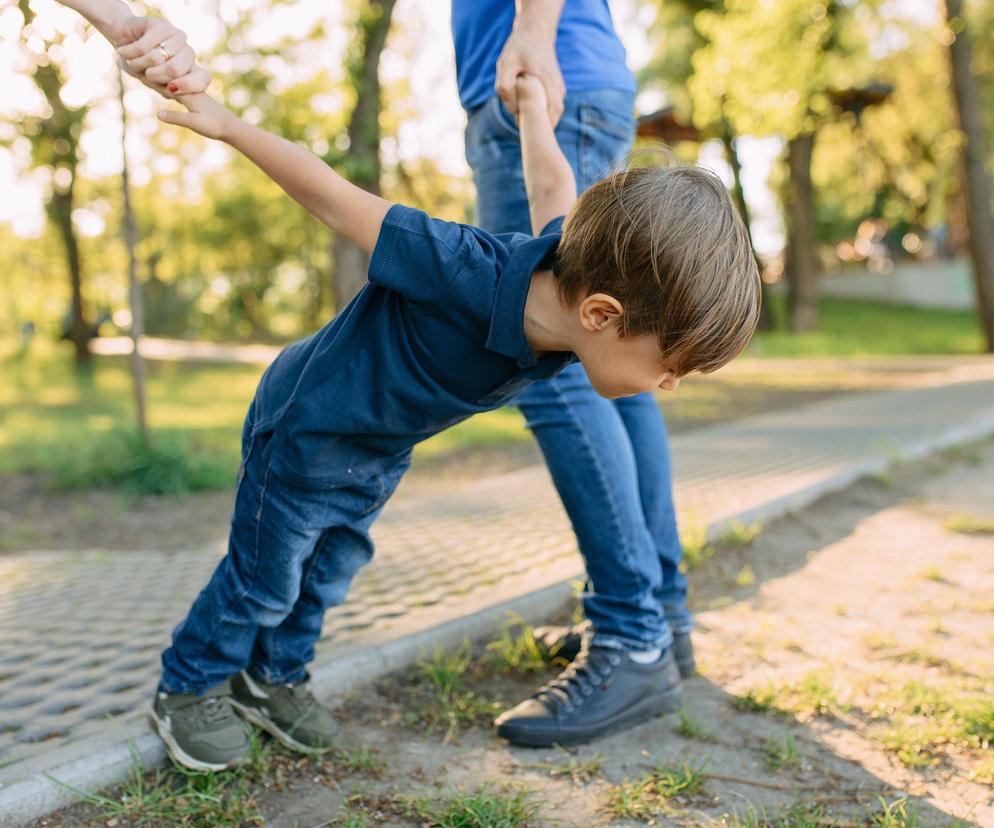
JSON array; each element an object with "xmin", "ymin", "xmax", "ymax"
[{"xmin": 1, "ymin": 0, "xmax": 992, "ymax": 527}]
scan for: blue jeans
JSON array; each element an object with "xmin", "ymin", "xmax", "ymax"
[
  {"xmin": 466, "ymin": 90, "xmax": 691, "ymax": 652},
  {"xmin": 160, "ymin": 404, "xmax": 409, "ymax": 693}
]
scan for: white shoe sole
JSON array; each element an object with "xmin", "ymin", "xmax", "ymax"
[
  {"xmin": 148, "ymin": 710, "xmax": 247, "ymax": 772},
  {"xmin": 228, "ymin": 698, "xmax": 336, "ymax": 755}
]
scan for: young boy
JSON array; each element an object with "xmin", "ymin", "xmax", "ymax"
[{"xmin": 144, "ymin": 74, "xmax": 760, "ymax": 769}]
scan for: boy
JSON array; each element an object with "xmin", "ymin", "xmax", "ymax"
[{"xmin": 144, "ymin": 74, "xmax": 760, "ymax": 768}]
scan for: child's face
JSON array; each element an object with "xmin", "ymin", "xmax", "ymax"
[{"xmin": 575, "ymin": 325, "xmax": 680, "ymax": 399}]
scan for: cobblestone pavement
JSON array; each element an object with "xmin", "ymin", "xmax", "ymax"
[{"xmin": 1, "ymin": 358, "xmax": 993, "ymax": 775}]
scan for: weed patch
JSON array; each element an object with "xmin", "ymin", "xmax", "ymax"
[
  {"xmin": 403, "ymin": 786, "xmax": 541, "ymax": 827},
  {"xmin": 607, "ymin": 762, "xmax": 705, "ymax": 818}
]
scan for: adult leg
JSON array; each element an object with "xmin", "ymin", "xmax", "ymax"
[{"xmin": 465, "ymin": 91, "xmax": 690, "ymax": 648}]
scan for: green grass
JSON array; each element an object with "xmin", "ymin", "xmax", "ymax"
[
  {"xmin": 483, "ymin": 614, "xmax": 550, "ymax": 674},
  {"xmin": 673, "ymin": 709, "xmax": 715, "ymax": 742},
  {"xmin": 681, "ymin": 520, "xmax": 762, "ymax": 572},
  {"xmin": 747, "ymin": 297, "xmax": 984, "ymax": 357},
  {"xmin": 2, "ymin": 296, "xmax": 983, "ymax": 490},
  {"xmin": 522, "ymin": 745, "xmax": 603, "ymax": 784},
  {"xmin": 607, "ymin": 762, "xmax": 705, "ymax": 818},
  {"xmin": 945, "ymin": 512, "xmax": 994, "ymax": 536},
  {"xmin": 0, "ymin": 341, "xmax": 529, "ymax": 487},
  {"xmin": 404, "ymin": 643, "xmax": 503, "ymax": 741},
  {"xmin": 733, "ymin": 670, "xmax": 849, "ymax": 718},
  {"xmin": 55, "ymin": 736, "xmax": 277, "ymax": 827},
  {"xmin": 865, "ymin": 678, "xmax": 994, "ymax": 769},
  {"xmin": 404, "ymin": 787, "xmax": 541, "ymax": 827},
  {"xmin": 762, "ymin": 730, "xmax": 799, "ymax": 770}
]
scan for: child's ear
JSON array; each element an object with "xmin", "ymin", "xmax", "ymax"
[{"xmin": 578, "ymin": 293, "xmax": 624, "ymax": 332}]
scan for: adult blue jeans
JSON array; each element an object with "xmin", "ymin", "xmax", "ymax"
[
  {"xmin": 465, "ymin": 90, "xmax": 692, "ymax": 652},
  {"xmin": 160, "ymin": 403, "xmax": 409, "ymax": 693}
]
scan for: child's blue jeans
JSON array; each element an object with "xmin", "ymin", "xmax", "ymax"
[
  {"xmin": 160, "ymin": 403, "xmax": 409, "ymax": 693},
  {"xmin": 465, "ymin": 90, "xmax": 692, "ymax": 653}
]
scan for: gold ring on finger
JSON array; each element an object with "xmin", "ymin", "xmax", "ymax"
[{"xmin": 157, "ymin": 44, "xmax": 172, "ymax": 61}]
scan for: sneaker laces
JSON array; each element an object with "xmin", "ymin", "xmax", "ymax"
[
  {"xmin": 534, "ymin": 646, "xmax": 622, "ymax": 712},
  {"xmin": 181, "ymin": 695, "xmax": 235, "ymax": 729},
  {"xmin": 277, "ymin": 682, "xmax": 320, "ymax": 721}
]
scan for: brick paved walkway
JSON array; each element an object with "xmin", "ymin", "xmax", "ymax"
[{"xmin": 1, "ymin": 357, "xmax": 993, "ymax": 779}]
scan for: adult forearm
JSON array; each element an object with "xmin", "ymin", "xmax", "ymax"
[
  {"xmin": 513, "ymin": 0, "xmax": 565, "ymax": 41},
  {"xmin": 57, "ymin": 0, "xmax": 131, "ymax": 41}
]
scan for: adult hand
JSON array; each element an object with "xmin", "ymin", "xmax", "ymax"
[
  {"xmin": 111, "ymin": 15, "xmax": 211, "ymax": 97},
  {"xmin": 495, "ymin": 25, "xmax": 565, "ymax": 127}
]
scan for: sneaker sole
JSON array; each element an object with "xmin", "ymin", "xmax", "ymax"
[
  {"xmin": 148, "ymin": 710, "xmax": 247, "ymax": 773},
  {"xmin": 496, "ymin": 683, "xmax": 683, "ymax": 748},
  {"xmin": 228, "ymin": 698, "xmax": 336, "ymax": 755}
]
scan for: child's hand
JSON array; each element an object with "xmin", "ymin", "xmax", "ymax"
[
  {"xmin": 514, "ymin": 74, "xmax": 551, "ymax": 125},
  {"xmin": 112, "ymin": 16, "xmax": 211, "ymax": 98},
  {"xmin": 158, "ymin": 93, "xmax": 237, "ymax": 141}
]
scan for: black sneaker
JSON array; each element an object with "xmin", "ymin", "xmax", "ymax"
[
  {"xmin": 494, "ymin": 645, "xmax": 682, "ymax": 747},
  {"xmin": 533, "ymin": 621, "xmax": 697, "ymax": 678}
]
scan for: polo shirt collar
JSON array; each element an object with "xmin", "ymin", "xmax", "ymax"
[{"xmin": 485, "ymin": 233, "xmax": 561, "ymax": 367}]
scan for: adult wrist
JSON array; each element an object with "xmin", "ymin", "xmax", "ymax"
[
  {"xmin": 512, "ymin": 0, "xmax": 563, "ymax": 41},
  {"xmin": 67, "ymin": 0, "xmax": 131, "ymax": 40}
]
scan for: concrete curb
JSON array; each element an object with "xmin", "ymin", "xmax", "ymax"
[{"xmin": 3, "ymin": 412, "xmax": 994, "ymax": 827}]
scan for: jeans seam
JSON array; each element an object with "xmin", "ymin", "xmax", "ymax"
[
  {"xmin": 552, "ymin": 375, "xmax": 649, "ymax": 603},
  {"xmin": 264, "ymin": 528, "xmax": 330, "ymax": 683}
]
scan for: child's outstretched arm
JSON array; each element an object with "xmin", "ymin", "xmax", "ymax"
[
  {"xmin": 515, "ymin": 74, "xmax": 576, "ymax": 235},
  {"xmin": 159, "ymin": 93, "xmax": 390, "ymax": 255}
]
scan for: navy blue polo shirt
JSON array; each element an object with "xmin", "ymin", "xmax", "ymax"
[{"xmin": 252, "ymin": 204, "xmax": 573, "ymax": 488}]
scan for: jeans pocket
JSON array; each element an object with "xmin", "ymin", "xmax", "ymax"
[
  {"xmin": 491, "ymin": 96, "xmax": 521, "ymax": 139},
  {"xmin": 578, "ymin": 103, "xmax": 635, "ymax": 191}
]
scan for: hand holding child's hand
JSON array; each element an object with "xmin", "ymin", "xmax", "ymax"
[
  {"xmin": 111, "ymin": 16, "xmax": 211, "ymax": 98},
  {"xmin": 514, "ymin": 74, "xmax": 551, "ymax": 124},
  {"xmin": 158, "ymin": 93, "xmax": 235, "ymax": 141}
]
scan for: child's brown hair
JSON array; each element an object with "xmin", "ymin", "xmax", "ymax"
[{"xmin": 553, "ymin": 162, "xmax": 761, "ymax": 375}]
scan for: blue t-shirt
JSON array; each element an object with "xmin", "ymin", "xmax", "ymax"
[
  {"xmin": 253, "ymin": 205, "xmax": 573, "ymax": 488},
  {"xmin": 451, "ymin": 0, "xmax": 635, "ymax": 111}
]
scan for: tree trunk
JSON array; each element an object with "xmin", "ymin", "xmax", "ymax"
[
  {"xmin": 50, "ymin": 182, "xmax": 91, "ymax": 363},
  {"xmin": 944, "ymin": 0, "xmax": 994, "ymax": 351},
  {"xmin": 332, "ymin": 0, "xmax": 398, "ymax": 312},
  {"xmin": 18, "ymin": 0, "xmax": 90, "ymax": 363},
  {"xmin": 118, "ymin": 67, "xmax": 148, "ymax": 439},
  {"xmin": 720, "ymin": 127, "xmax": 775, "ymax": 331},
  {"xmin": 784, "ymin": 132, "xmax": 820, "ymax": 333}
]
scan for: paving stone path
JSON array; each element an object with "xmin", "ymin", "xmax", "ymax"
[{"xmin": 1, "ymin": 356, "xmax": 992, "ymax": 779}]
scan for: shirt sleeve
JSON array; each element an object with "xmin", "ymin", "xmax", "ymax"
[
  {"xmin": 539, "ymin": 215, "xmax": 566, "ymax": 236},
  {"xmin": 367, "ymin": 203, "xmax": 484, "ymax": 303}
]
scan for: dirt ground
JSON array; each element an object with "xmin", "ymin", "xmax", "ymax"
[{"xmin": 45, "ymin": 439, "xmax": 994, "ymax": 827}]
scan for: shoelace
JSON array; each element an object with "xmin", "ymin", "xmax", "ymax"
[
  {"xmin": 535, "ymin": 647, "xmax": 622, "ymax": 713},
  {"xmin": 193, "ymin": 695, "xmax": 235, "ymax": 728},
  {"xmin": 278, "ymin": 683, "xmax": 319, "ymax": 719}
]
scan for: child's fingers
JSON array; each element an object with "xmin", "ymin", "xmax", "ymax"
[
  {"xmin": 165, "ymin": 67, "xmax": 212, "ymax": 96},
  {"xmin": 144, "ymin": 49, "xmax": 194, "ymax": 86},
  {"xmin": 157, "ymin": 108, "xmax": 196, "ymax": 129}
]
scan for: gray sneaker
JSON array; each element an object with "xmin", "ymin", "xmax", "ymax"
[
  {"xmin": 230, "ymin": 670, "xmax": 341, "ymax": 753},
  {"xmin": 150, "ymin": 680, "xmax": 253, "ymax": 772}
]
